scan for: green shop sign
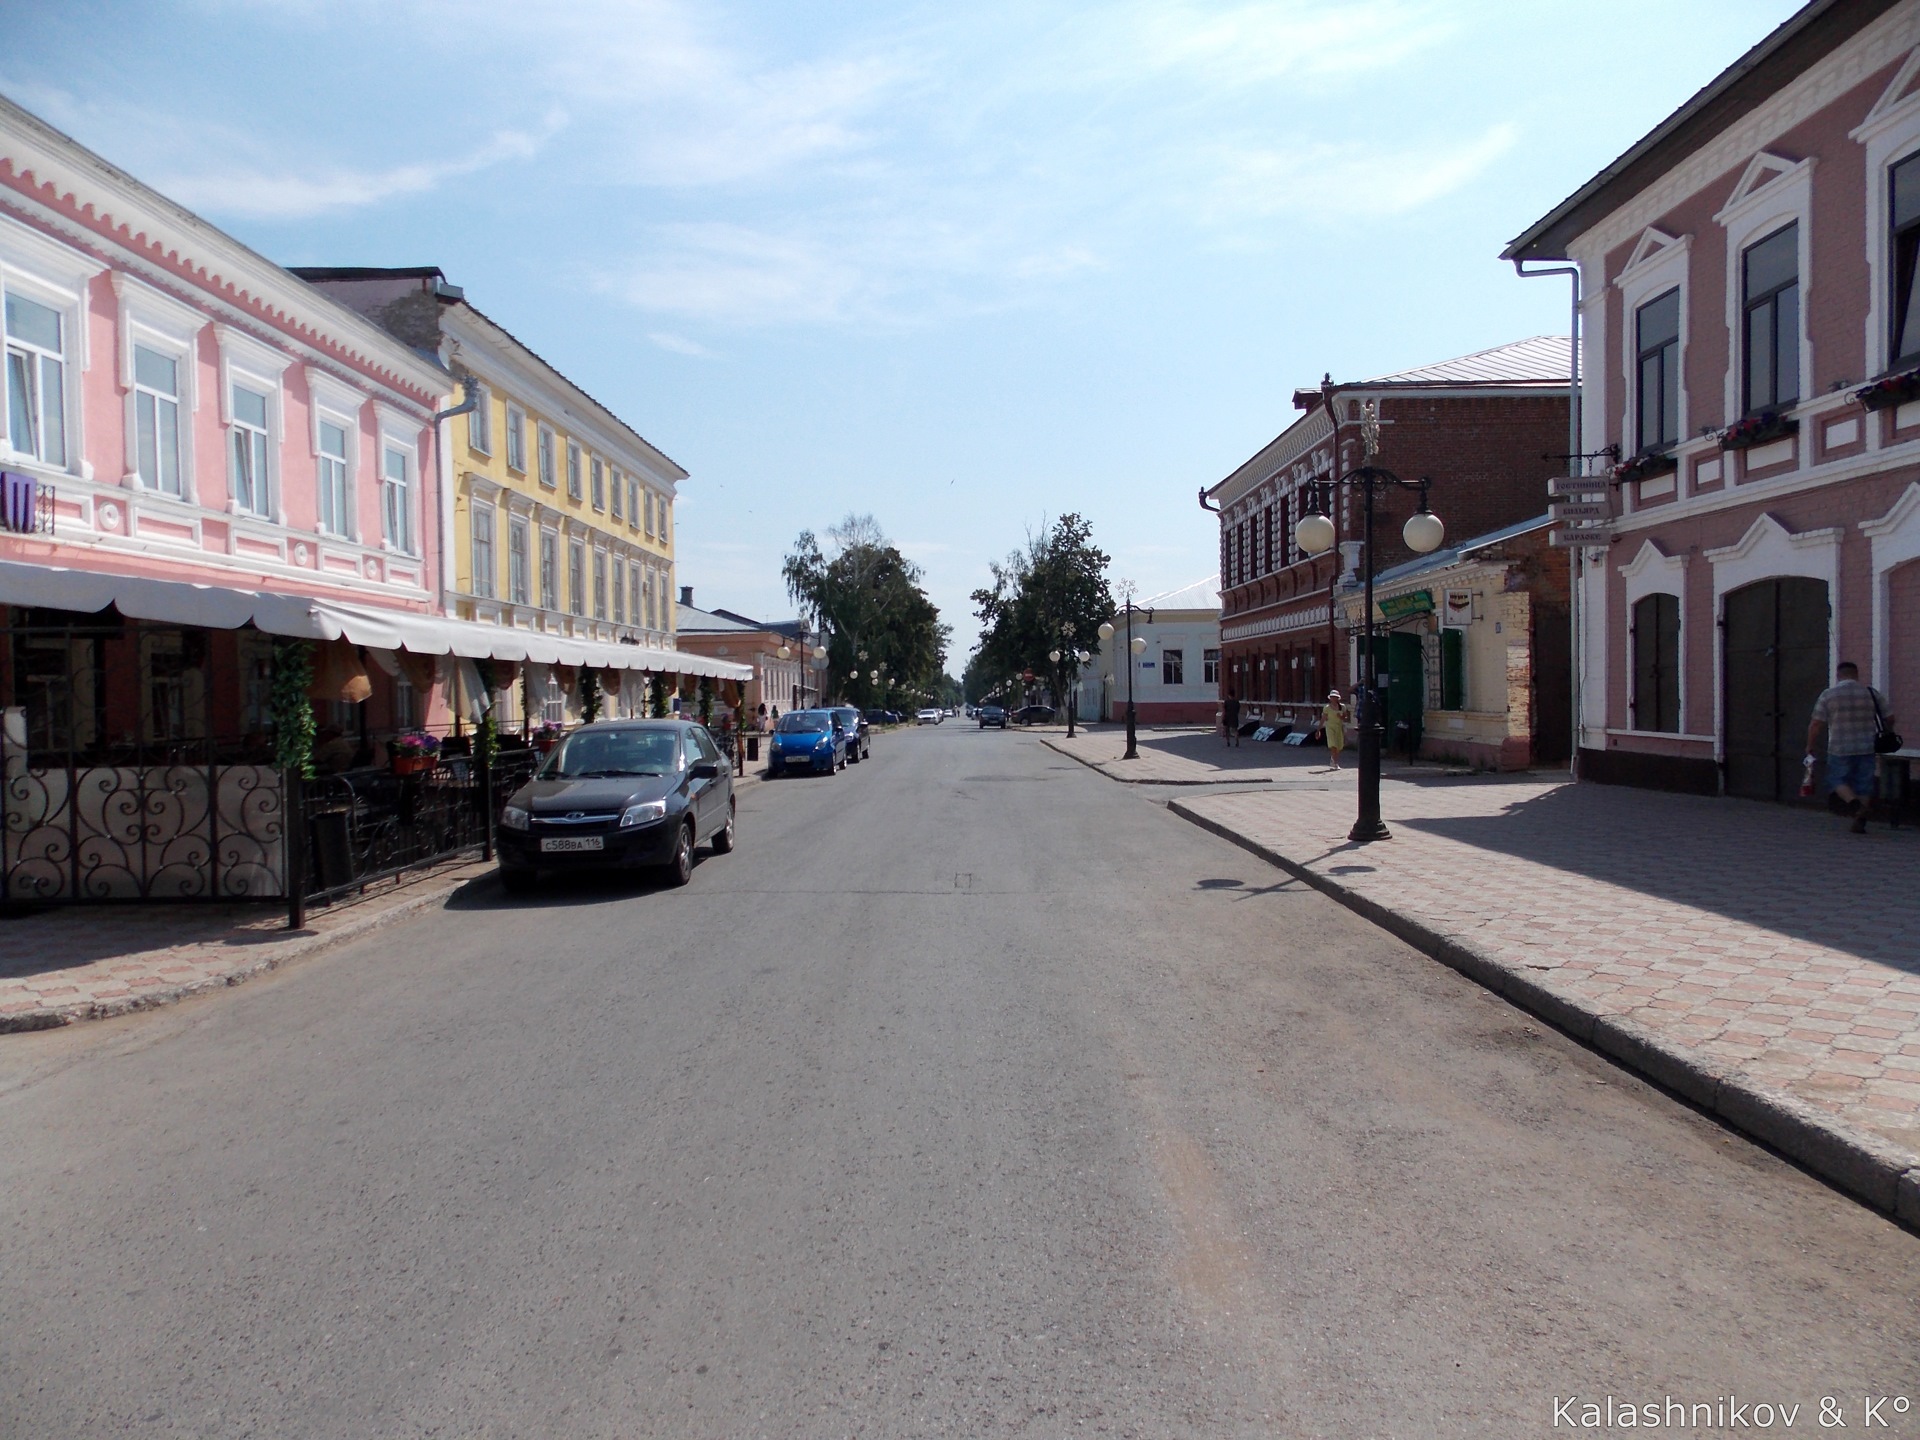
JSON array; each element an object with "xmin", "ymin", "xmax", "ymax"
[{"xmin": 1375, "ymin": 590, "xmax": 1434, "ymax": 621}]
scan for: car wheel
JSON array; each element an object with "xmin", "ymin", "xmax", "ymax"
[
  {"xmin": 499, "ymin": 867, "xmax": 537, "ymax": 895},
  {"xmin": 711, "ymin": 799, "xmax": 736, "ymax": 853},
  {"xmin": 665, "ymin": 823, "xmax": 694, "ymax": 886}
]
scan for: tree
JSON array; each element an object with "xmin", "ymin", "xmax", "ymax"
[
  {"xmin": 783, "ymin": 514, "xmax": 950, "ymax": 706},
  {"xmin": 969, "ymin": 513, "xmax": 1113, "ymax": 715}
]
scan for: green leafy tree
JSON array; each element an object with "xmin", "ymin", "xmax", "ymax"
[
  {"xmin": 969, "ymin": 513, "xmax": 1113, "ymax": 712},
  {"xmin": 784, "ymin": 514, "xmax": 950, "ymax": 705},
  {"xmin": 270, "ymin": 639, "xmax": 317, "ymax": 777}
]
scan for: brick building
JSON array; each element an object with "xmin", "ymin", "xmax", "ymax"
[
  {"xmin": 1203, "ymin": 339, "xmax": 1572, "ymax": 738},
  {"xmin": 1505, "ymin": 0, "xmax": 1920, "ymax": 802}
]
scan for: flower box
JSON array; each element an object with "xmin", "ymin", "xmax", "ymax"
[
  {"xmin": 391, "ymin": 753, "xmax": 436, "ymax": 777},
  {"xmin": 1718, "ymin": 410, "xmax": 1799, "ymax": 452},
  {"xmin": 1611, "ymin": 450, "xmax": 1678, "ymax": 486},
  {"xmin": 1855, "ymin": 368, "xmax": 1920, "ymax": 413}
]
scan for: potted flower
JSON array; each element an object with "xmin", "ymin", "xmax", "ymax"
[
  {"xmin": 532, "ymin": 721, "xmax": 564, "ymax": 754},
  {"xmin": 1718, "ymin": 408, "xmax": 1798, "ymax": 452},
  {"xmin": 389, "ymin": 729, "xmax": 441, "ymax": 776},
  {"xmin": 1612, "ymin": 449, "xmax": 1679, "ymax": 486},
  {"xmin": 1855, "ymin": 366, "xmax": 1920, "ymax": 413}
]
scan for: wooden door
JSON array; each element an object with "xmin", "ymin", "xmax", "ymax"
[{"xmin": 1723, "ymin": 577, "xmax": 1828, "ymax": 801}]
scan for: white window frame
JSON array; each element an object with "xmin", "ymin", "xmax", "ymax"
[
  {"xmin": 566, "ymin": 440, "xmax": 582, "ymax": 500},
  {"xmin": 612, "ymin": 551, "xmax": 627, "ymax": 624},
  {"xmin": 609, "ymin": 464, "xmax": 623, "ymax": 521},
  {"xmin": 505, "ymin": 405, "xmax": 526, "ymax": 472},
  {"xmin": 0, "ymin": 216, "xmax": 100, "ymax": 478},
  {"xmin": 539, "ymin": 527, "xmax": 559, "ymax": 611},
  {"xmin": 590, "ymin": 455, "xmax": 605, "ymax": 511},
  {"xmin": 1714, "ymin": 154, "xmax": 1813, "ymax": 424},
  {"xmin": 592, "ymin": 546, "xmax": 608, "ymax": 619},
  {"xmin": 629, "ymin": 563, "xmax": 641, "ymax": 628},
  {"xmin": 112, "ymin": 272, "xmax": 203, "ymax": 499},
  {"xmin": 306, "ymin": 368, "xmax": 366, "ymax": 541},
  {"xmin": 1853, "ymin": 60, "xmax": 1920, "ymax": 379},
  {"xmin": 1614, "ymin": 230, "xmax": 1691, "ymax": 461},
  {"xmin": 537, "ymin": 424, "xmax": 556, "ymax": 488},
  {"xmin": 657, "ymin": 496, "xmax": 670, "ymax": 544},
  {"xmin": 627, "ymin": 474, "xmax": 639, "ymax": 528},
  {"xmin": 568, "ymin": 537, "xmax": 585, "ymax": 616},
  {"xmin": 508, "ymin": 514, "xmax": 530, "ymax": 605},
  {"xmin": 471, "ymin": 499, "xmax": 497, "ymax": 599},
  {"xmin": 644, "ymin": 489, "xmax": 655, "ymax": 538},
  {"xmin": 373, "ymin": 402, "xmax": 422, "ymax": 556},
  {"xmin": 468, "ymin": 383, "xmax": 491, "ymax": 456},
  {"xmin": 214, "ymin": 324, "xmax": 291, "ymax": 522}
]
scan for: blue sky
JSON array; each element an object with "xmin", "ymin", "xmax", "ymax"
[{"xmin": 6, "ymin": 0, "xmax": 1799, "ymax": 663}]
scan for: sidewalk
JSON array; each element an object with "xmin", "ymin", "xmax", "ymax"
[
  {"xmin": 1041, "ymin": 722, "xmax": 1449, "ymax": 786},
  {"xmin": 1113, "ymin": 743, "xmax": 1920, "ymax": 1220},
  {"xmin": 0, "ymin": 858, "xmax": 494, "ymax": 1032}
]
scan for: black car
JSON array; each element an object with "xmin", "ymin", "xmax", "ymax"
[
  {"xmin": 977, "ymin": 704, "xmax": 1008, "ymax": 729},
  {"xmin": 831, "ymin": 706, "xmax": 871, "ymax": 762},
  {"xmin": 496, "ymin": 720, "xmax": 734, "ymax": 892},
  {"xmin": 1011, "ymin": 704, "xmax": 1057, "ymax": 725}
]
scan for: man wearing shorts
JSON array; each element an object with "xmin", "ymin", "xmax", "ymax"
[{"xmin": 1806, "ymin": 662, "xmax": 1893, "ymax": 834}]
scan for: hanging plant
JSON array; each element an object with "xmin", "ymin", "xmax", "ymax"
[
  {"xmin": 270, "ymin": 638, "xmax": 317, "ymax": 778},
  {"xmin": 474, "ymin": 659, "xmax": 498, "ymax": 765},
  {"xmin": 698, "ymin": 676, "xmax": 714, "ymax": 725},
  {"xmin": 649, "ymin": 674, "xmax": 668, "ymax": 718},
  {"xmin": 581, "ymin": 668, "xmax": 603, "ymax": 724}
]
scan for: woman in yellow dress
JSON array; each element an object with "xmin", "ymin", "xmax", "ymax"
[{"xmin": 1321, "ymin": 689, "xmax": 1348, "ymax": 770}]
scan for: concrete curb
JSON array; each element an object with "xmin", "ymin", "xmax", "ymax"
[
  {"xmin": 1166, "ymin": 797, "xmax": 1920, "ymax": 1227},
  {"xmin": 1038, "ymin": 735, "xmax": 1273, "ymax": 786},
  {"xmin": 0, "ymin": 862, "xmax": 491, "ymax": 1035}
]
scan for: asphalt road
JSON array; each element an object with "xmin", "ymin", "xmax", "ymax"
[{"xmin": 3, "ymin": 724, "xmax": 1918, "ymax": 1439}]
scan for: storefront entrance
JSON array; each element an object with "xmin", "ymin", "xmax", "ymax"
[{"xmin": 1722, "ymin": 577, "xmax": 1828, "ymax": 802}]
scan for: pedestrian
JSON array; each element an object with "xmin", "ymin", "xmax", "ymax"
[
  {"xmin": 1806, "ymin": 661, "xmax": 1896, "ymax": 834},
  {"xmin": 1322, "ymin": 689, "xmax": 1347, "ymax": 771},
  {"xmin": 1222, "ymin": 690, "xmax": 1241, "ymax": 747}
]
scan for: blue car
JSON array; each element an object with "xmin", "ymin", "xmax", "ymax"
[{"xmin": 767, "ymin": 709, "xmax": 848, "ymax": 775}]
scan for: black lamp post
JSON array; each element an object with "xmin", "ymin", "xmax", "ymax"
[
  {"xmin": 1295, "ymin": 396, "xmax": 1444, "ymax": 843},
  {"xmin": 1099, "ymin": 600, "xmax": 1154, "ymax": 760}
]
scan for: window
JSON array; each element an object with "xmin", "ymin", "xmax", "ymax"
[
  {"xmin": 1892, "ymin": 153, "xmax": 1920, "ymax": 367},
  {"xmin": 4, "ymin": 291, "xmax": 67, "ymax": 466},
  {"xmin": 613, "ymin": 557, "xmax": 626, "ymax": 623},
  {"xmin": 1742, "ymin": 223, "xmax": 1799, "ymax": 414},
  {"xmin": 1439, "ymin": 630, "xmax": 1465, "ymax": 711},
  {"xmin": 1203, "ymin": 649, "xmax": 1220, "ymax": 684},
  {"xmin": 381, "ymin": 444, "xmax": 412, "ymax": 551},
  {"xmin": 471, "ymin": 503, "xmax": 496, "ymax": 599},
  {"xmin": 644, "ymin": 573, "xmax": 656, "ymax": 629},
  {"xmin": 591, "ymin": 457, "xmax": 605, "ymax": 511},
  {"xmin": 394, "ymin": 675, "xmax": 417, "ymax": 730},
  {"xmin": 566, "ymin": 441, "xmax": 582, "ymax": 500},
  {"xmin": 509, "ymin": 517, "xmax": 530, "ymax": 605},
  {"xmin": 658, "ymin": 497, "xmax": 669, "ymax": 540},
  {"xmin": 132, "ymin": 344, "xmax": 181, "ymax": 495},
  {"xmin": 468, "ymin": 388, "xmax": 490, "ymax": 455},
  {"xmin": 627, "ymin": 475, "xmax": 639, "ymax": 527},
  {"xmin": 593, "ymin": 549, "xmax": 608, "ymax": 619},
  {"xmin": 1631, "ymin": 592, "xmax": 1680, "ymax": 732},
  {"xmin": 540, "ymin": 529, "xmax": 558, "ymax": 611},
  {"xmin": 538, "ymin": 425, "xmax": 556, "ymax": 488},
  {"xmin": 1162, "ymin": 648, "xmax": 1184, "ymax": 686},
  {"xmin": 505, "ymin": 406, "xmax": 526, "ymax": 472},
  {"xmin": 317, "ymin": 419, "xmax": 350, "ymax": 535},
  {"xmin": 629, "ymin": 566, "xmax": 641, "ymax": 628},
  {"xmin": 644, "ymin": 490, "xmax": 655, "ymax": 537},
  {"xmin": 1635, "ymin": 288, "xmax": 1680, "ymax": 452},
  {"xmin": 609, "ymin": 465, "xmax": 623, "ymax": 521},
  {"xmin": 230, "ymin": 383, "xmax": 272, "ymax": 515},
  {"xmin": 568, "ymin": 539, "xmax": 585, "ymax": 615}
]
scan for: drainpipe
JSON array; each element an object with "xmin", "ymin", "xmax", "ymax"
[
  {"xmin": 1513, "ymin": 259, "xmax": 1583, "ymax": 778},
  {"xmin": 430, "ymin": 370, "xmax": 482, "ymax": 727}
]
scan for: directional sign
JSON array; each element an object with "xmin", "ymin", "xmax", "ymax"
[
  {"xmin": 1548, "ymin": 476, "xmax": 1611, "ymax": 498},
  {"xmin": 1550, "ymin": 526, "xmax": 1610, "ymax": 549},
  {"xmin": 1550, "ymin": 500, "xmax": 1611, "ymax": 521}
]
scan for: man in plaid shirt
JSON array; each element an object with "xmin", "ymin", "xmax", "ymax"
[{"xmin": 1805, "ymin": 662, "xmax": 1894, "ymax": 833}]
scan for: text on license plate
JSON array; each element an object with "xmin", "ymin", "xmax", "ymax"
[{"xmin": 540, "ymin": 836, "xmax": 604, "ymax": 853}]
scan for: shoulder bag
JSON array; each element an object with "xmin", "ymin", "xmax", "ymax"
[{"xmin": 1871, "ymin": 689, "xmax": 1904, "ymax": 755}]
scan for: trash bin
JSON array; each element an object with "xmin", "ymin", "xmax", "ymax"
[
  {"xmin": 308, "ymin": 806, "xmax": 353, "ymax": 892},
  {"xmin": 747, "ymin": 737, "xmax": 759, "ymax": 762}
]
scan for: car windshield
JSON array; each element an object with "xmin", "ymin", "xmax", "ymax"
[
  {"xmin": 777, "ymin": 713, "xmax": 830, "ymax": 734},
  {"xmin": 834, "ymin": 710, "xmax": 859, "ymax": 726},
  {"xmin": 542, "ymin": 728, "xmax": 680, "ymax": 778}
]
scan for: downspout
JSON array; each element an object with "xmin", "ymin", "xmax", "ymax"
[
  {"xmin": 1513, "ymin": 259, "xmax": 1582, "ymax": 778},
  {"xmin": 430, "ymin": 369, "xmax": 482, "ymax": 726}
]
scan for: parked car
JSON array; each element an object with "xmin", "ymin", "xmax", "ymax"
[
  {"xmin": 1011, "ymin": 704, "xmax": 1057, "ymax": 725},
  {"xmin": 915, "ymin": 707, "xmax": 943, "ymax": 725},
  {"xmin": 977, "ymin": 704, "xmax": 1008, "ymax": 729},
  {"xmin": 767, "ymin": 708, "xmax": 847, "ymax": 776},
  {"xmin": 832, "ymin": 706, "xmax": 871, "ymax": 761},
  {"xmin": 863, "ymin": 708, "xmax": 894, "ymax": 727},
  {"xmin": 496, "ymin": 720, "xmax": 734, "ymax": 893}
]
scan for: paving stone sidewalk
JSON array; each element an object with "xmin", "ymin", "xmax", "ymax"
[
  {"xmin": 1138, "ymin": 753, "xmax": 1920, "ymax": 1219},
  {"xmin": 1040, "ymin": 722, "xmax": 1436, "ymax": 785},
  {"xmin": 0, "ymin": 857, "xmax": 495, "ymax": 1032}
]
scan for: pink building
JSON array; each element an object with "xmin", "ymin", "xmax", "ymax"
[{"xmin": 1506, "ymin": 0, "xmax": 1920, "ymax": 806}]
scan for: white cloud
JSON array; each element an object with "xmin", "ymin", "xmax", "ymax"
[{"xmin": 648, "ymin": 331, "xmax": 719, "ymax": 358}]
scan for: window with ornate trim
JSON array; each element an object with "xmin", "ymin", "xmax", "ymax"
[
  {"xmin": 5, "ymin": 291, "xmax": 68, "ymax": 467},
  {"xmin": 590, "ymin": 456, "xmax": 605, "ymax": 511},
  {"xmin": 132, "ymin": 344, "xmax": 182, "ymax": 495},
  {"xmin": 505, "ymin": 406, "xmax": 526, "ymax": 472},
  {"xmin": 1741, "ymin": 223, "xmax": 1799, "ymax": 414},
  {"xmin": 613, "ymin": 555, "xmax": 626, "ymax": 623},
  {"xmin": 627, "ymin": 474, "xmax": 639, "ymax": 527},
  {"xmin": 537, "ymin": 425, "xmax": 556, "ymax": 488},
  {"xmin": 540, "ymin": 528, "xmax": 558, "ymax": 610},
  {"xmin": 229, "ymin": 380, "xmax": 273, "ymax": 516},
  {"xmin": 468, "ymin": 386, "xmax": 490, "ymax": 455},
  {"xmin": 609, "ymin": 465, "xmax": 623, "ymax": 521},
  {"xmin": 1893, "ymin": 153, "xmax": 1920, "ymax": 368},
  {"xmin": 567, "ymin": 441, "xmax": 582, "ymax": 500},
  {"xmin": 509, "ymin": 515, "xmax": 530, "ymax": 605},
  {"xmin": 381, "ymin": 443, "xmax": 413, "ymax": 552},
  {"xmin": 568, "ymin": 538, "xmax": 585, "ymax": 615},
  {"xmin": 1631, "ymin": 592, "xmax": 1680, "ymax": 732},
  {"xmin": 629, "ymin": 565, "xmax": 641, "ymax": 628},
  {"xmin": 593, "ymin": 549, "xmax": 608, "ymax": 619},
  {"xmin": 1636, "ymin": 288, "xmax": 1680, "ymax": 452},
  {"xmin": 316, "ymin": 418, "xmax": 350, "ymax": 536},
  {"xmin": 471, "ymin": 503, "xmax": 496, "ymax": 599}
]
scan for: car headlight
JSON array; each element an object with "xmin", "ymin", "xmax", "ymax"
[
  {"xmin": 500, "ymin": 805, "xmax": 530, "ymax": 832},
  {"xmin": 620, "ymin": 799, "xmax": 668, "ymax": 828}
]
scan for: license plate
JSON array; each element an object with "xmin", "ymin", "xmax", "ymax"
[{"xmin": 540, "ymin": 836, "xmax": 604, "ymax": 853}]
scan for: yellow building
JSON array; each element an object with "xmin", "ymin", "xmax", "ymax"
[{"xmin": 296, "ymin": 268, "xmax": 707, "ymax": 728}]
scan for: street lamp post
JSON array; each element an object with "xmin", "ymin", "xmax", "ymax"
[
  {"xmin": 1098, "ymin": 601, "xmax": 1154, "ymax": 761},
  {"xmin": 1295, "ymin": 397, "xmax": 1444, "ymax": 843}
]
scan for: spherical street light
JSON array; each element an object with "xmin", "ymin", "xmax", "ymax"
[
  {"xmin": 777, "ymin": 643, "xmax": 792, "ymax": 660},
  {"xmin": 1403, "ymin": 508, "xmax": 1445, "ymax": 554},
  {"xmin": 1097, "ymin": 621, "xmax": 1114, "ymax": 642},
  {"xmin": 1048, "ymin": 649, "xmax": 1062, "ymax": 664},
  {"xmin": 1129, "ymin": 636, "xmax": 1147, "ymax": 655},
  {"xmin": 1296, "ymin": 510, "xmax": 1336, "ymax": 557}
]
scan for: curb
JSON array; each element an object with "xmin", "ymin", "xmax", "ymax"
[
  {"xmin": 0, "ymin": 861, "xmax": 491, "ymax": 1035},
  {"xmin": 1165, "ymin": 797, "xmax": 1920, "ymax": 1227},
  {"xmin": 1038, "ymin": 735, "xmax": 1273, "ymax": 786}
]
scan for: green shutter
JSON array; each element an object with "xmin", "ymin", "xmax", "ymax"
[{"xmin": 1440, "ymin": 629, "xmax": 1465, "ymax": 711}]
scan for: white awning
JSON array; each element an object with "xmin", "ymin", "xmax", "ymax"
[{"xmin": 0, "ymin": 560, "xmax": 751, "ymax": 681}]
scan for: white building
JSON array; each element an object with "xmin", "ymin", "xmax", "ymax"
[{"xmin": 1078, "ymin": 577, "xmax": 1221, "ymax": 725}]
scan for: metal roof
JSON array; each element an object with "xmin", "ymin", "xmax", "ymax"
[
  {"xmin": 1139, "ymin": 575, "xmax": 1221, "ymax": 612},
  {"xmin": 1363, "ymin": 335, "xmax": 1571, "ymax": 387},
  {"xmin": 1367, "ymin": 514, "xmax": 1554, "ymax": 589},
  {"xmin": 676, "ymin": 604, "xmax": 757, "ymax": 634}
]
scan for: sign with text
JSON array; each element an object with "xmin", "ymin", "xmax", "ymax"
[{"xmin": 1376, "ymin": 590, "xmax": 1434, "ymax": 621}]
